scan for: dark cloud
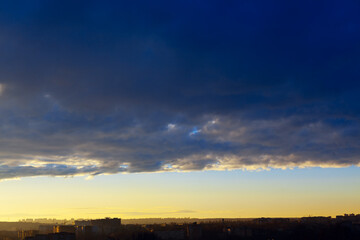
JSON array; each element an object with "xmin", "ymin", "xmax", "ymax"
[{"xmin": 0, "ymin": 0, "xmax": 359, "ymax": 179}]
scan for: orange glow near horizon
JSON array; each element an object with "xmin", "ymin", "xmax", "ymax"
[{"xmin": 0, "ymin": 168, "xmax": 359, "ymax": 221}]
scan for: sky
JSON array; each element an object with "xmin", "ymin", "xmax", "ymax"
[{"xmin": 0, "ymin": 1, "xmax": 359, "ymax": 220}]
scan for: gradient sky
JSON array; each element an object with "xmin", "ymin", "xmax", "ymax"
[{"xmin": 0, "ymin": 1, "xmax": 359, "ymax": 220}]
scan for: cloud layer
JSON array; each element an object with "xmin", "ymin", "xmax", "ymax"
[{"xmin": 0, "ymin": 1, "xmax": 359, "ymax": 179}]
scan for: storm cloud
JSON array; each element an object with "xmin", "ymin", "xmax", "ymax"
[{"xmin": 0, "ymin": 0, "xmax": 359, "ymax": 179}]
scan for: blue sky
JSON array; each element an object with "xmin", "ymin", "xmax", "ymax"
[{"xmin": 0, "ymin": 0, "xmax": 359, "ymax": 219}]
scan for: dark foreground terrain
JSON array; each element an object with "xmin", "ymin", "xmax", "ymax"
[{"xmin": 1, "ymin": 214, "xmax": 359, "ymax": 240}]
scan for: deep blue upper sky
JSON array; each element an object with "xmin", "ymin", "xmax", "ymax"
[{"xmin": 0, "ymin": 1, "xmax": 359, "ymax": 179}]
